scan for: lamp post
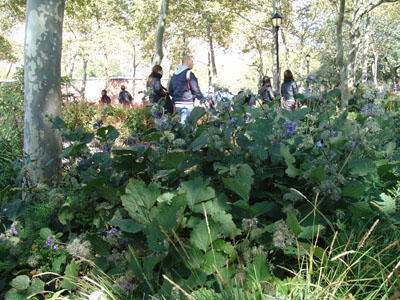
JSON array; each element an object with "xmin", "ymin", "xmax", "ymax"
[
  {"xmin": 306, "ymin": 54, "xmax": 310, "ymax": 75},
  {"xmin": 272, "ymin": 12, "xmax": 282, "ymax": 95}
]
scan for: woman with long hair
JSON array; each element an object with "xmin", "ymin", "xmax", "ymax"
[
  {"xmin": 146, "ymin": 65, "xmax": 173, "ymax": 114},
  {"xmin": 258, "ymin": 76, "xmax": 275, "ymax": 104},
  {"xmin": 281, "ymin": 70, "xmax": 298, "ymax": 111}
]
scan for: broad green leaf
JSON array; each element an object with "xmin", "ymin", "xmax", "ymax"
[
  {"xmin": 348, "ymin": 158, "xmax": 377, "ymax": 176},
  {"xmin": 160, "ymin": 151, "xmax": 188, "ymax": 169},
  {"xmin": 51, "ymin": 116, "xmax": 66, "ymax": 130},
  {"xmin": 308, "ymin": 166, "xmax": 326, "ymax": 181},
  {"xmin": 246, "ymin": 253, "xmax": 270, "ymax": 282},
  {"xmin": 144, "ymin": 133, "xmax": 163, "ymax": 142},
  {"xmin": 28, "ymin": 278, "xmax": 45, "ymax": 294},
  {"xmin": 87, "ymin": 235, "xmax": 111, "ymax": 256},
  {"xmin": 5, "ymin": 288, "xmax": 29, "ymax": 300},
  {"xmin": 186, "ymin": 248, "xmax": 204, "ymax": 269},
  {"xmin": 280, "ymin": 146, "xmax": 300, "ymax": 178},
  {"xmin": 181, "ymin": 177, "xmax": 215, "ymax": 208},
  {"xmin": 298, "ymin": 225, "xmax": 325, "ymax": 239},
  {"xmin": 62, "ymin": 261, "xmax": 79, "ymax": 290},
  {"xmin": 52, "ymin": 255, "xmax": 66, "ymax": 273},
  {"xmin": 10, "ymin": 275, "xmax": 30, "ymax": 291},
  {"xmin": 58, "ymin": 204, "xmax": 74, "ymax": 225},
  {"xmin": 190, "ymin": 220, "xmax": 218, "ymax": 252},
  {"xmin": 349, "ymin": 202, "xmax": 374, "ymax": 218},
  {"xmin": 374, "ymin": 193, "xmax": 396, "ymax": 215},
  {"xmin": 222, "ymin": 165, "xmax": 254, "ymax": 201},
  {"xmin": 213, "ymin": 240, "xmax": 235, "ymax": 257},
  {"xmin": 202, "ymin": 251, "xmax": 225, "ymax": 275},
  {"xmin": 123, "ymin": 180, "xmax": 160, "ymax": 210},
  {"xmin": 286, "ymin": 211, "xmax": 302, "ymax": 236},
  {"xmin": 39, "ymin": 228, "xmax": 52, "ymax": 240},
  {"xmin": 343, "ymin": 182, "xmax": 367, "ymax": 198},
  {"xmin": 187, "ymin": 107, "xmax": 206, "ymax": 124},
  {"xmin": 188, "ymin": 131, "xmax": 209, "ymax": 151},
  {"xmin": 110, "ymin": 219, "xmax": 142, "ymax": 233},
  {"xmin": 212, "ymin": 212, "xmax": 236, "ymax": 238}
]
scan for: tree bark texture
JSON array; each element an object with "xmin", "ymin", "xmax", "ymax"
[
  {"xmin": 152, "ymin": 0, "xmax": 169, "ymax": 66},
  {"xmin": 24, "ymin": 0, "xmax": 65, "ymax": 183},
  {"xmin": 336, "ymin": 0, "xmax": 348, "ymax": 108},
  {"xmin": 206, "ymin": 13, "xmax": 217, "ymax": 78}
]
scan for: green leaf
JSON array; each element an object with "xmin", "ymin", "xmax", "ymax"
[
  {"xmin": 343, "ymin": 182, "xmax": 367, "ymax": 198},
  {"xmin": 87, "ymin": 235, "xmax": 111, "ymax": 256},
  {"xmin": 52, "ymin": 255, "xmax": 67, "ymax": 274},
  {"xmin": 123, "ymin": 179, "xmax": 160, "ymax": 210},
  {"xmin": 349, "ymin": 202, "xmax": 374, "ymax": 218},
  {"xmin": 286, "ymin": 211, "xmax": 302, "ymax": 236},
  {"xmin": 62, "ymin": 261, "xmax": 79, "ymax": 290},
  {"xmin": 144, "ymin": 133, "xmax": 163, "ymax": 142},
  {"xmin": 186, "ymin": 248, "xmax": 204, "ymax": 269},
  {"xmin": 374, "ymin": 193, "xmax": 396, "ymax": 215},
  {"xmin": 348, "ymin": 158, "xmax": 377, "ymax": 176},
  {"xmin": 5, "ymin": 288, "xmax": 29, "ymax": 300},
  {"xmin": 280, "ymin": 146, "xmax": 300, "ymax": 178},
  {"xmin": 39, "ymin": 228, "xmax": 52, "ymax": 240},
  {"xmin": 187, "ymin": 107, "xmax": 206, "ymax": 124},
  {"xmin": 51, "ymin": 116, "xmax": 66, "ymax": 130},
  {"xmin": 308, "ymin": 166, "xmax": 326, "ymax": 181},
  {"xmin": 298, "ymin": 225, "xmax": 325, "ymax": 239},
  {"xmin": 222, "ymin": 165, "xmax": 254, "ymax": 201},
  {"xmin": 110, "ymin": 219, "xmax": 142, "ymax": 233},
  {"xmin": 246, "ymin": 253, "xmax": 270, "ymax": 282},
  {"xmin": 160, "ymin": 151, "xmax": 187, "ymax": 169},
  {"xmin": 157, "ymin": 192, "xmax": 175, "ymax": 204},
  {"xmin": 202, "ymin": 251, "xmax": 224, "ymax": 275},
  {"xmin": 212, "ymin": 212, "xmax": 236, "ymax": 238},
  {"xmin": 58, "ymin": 204, "xmax": 74, "ymax": 225},
  {"xmin": 328, "ymin": 88, "xmax": 340, "ymax": 96},
  {"xmin": 190, "ymin": 220, "xmax": 218, "ymax": 252},
  {"xmin": 188, "ymin": 131, "xmax": 209, "ymax": 151},
  {"xmin": 10, "ymin": 275, "xmax": 30, "ymax": 291},
  {"xmin": 182, "ymin": 177, "xmax": 215, "ymax": 208},
  {"xmin": 28, "ymin": 278, "xmax": 45, "ymax": 294}
]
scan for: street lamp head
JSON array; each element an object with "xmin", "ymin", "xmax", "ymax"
[
  {"xmin": 271, "ymin": 12, "xmax": 282, "ymax": 28},
  {"xmin": 306, "ymin": 54, "xmax": 310, "ymax": 62}
]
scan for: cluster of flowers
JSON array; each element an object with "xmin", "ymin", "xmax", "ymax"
[
  {"xmin": 273, "ymin": 220, "xmax": 295, "ymax": 250},
  {"xmin": 46, "ymin": 235, "xmax": 58, "ymax": 251},
  {"xmin": 93, "ymin": 120, "xmax": 104, "ymax": 129},
  {"xmin": 66, "ymin": 238, "xmax": 91, "ymax": 258},
  {"xmin": 284, "ymin": 120, "xmax": 297, "ymax": 137}
]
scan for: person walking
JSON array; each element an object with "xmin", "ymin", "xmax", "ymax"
[
  {"xmin": 146, "ymin": 65, "xmax": 174, "ymax": 114},
  {"xmin": 281, "ymin": 70, "xmax": 298, "ymax": 111},
  {"xmin": 258, "ymin": 76, "xmax": 275, "ymax": 104},
  {"xmin": 118, "ymin": 85, "xmax": 133, "ymax": 106},
  {"xmin": 100, "ymin": 89, "xmax": 111, "ymax": 104},
  {"xmin": 168, "ymin": 55, "xmax": 204, "ymax": 124}
]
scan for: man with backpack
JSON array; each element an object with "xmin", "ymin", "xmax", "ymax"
[
  {"xmin": 168, "ymin": 55, "xmax": 204, "ymax": 124},
  {"xmin": 118, "ymin": 85, "xmax": 133, "ymax": 106}
]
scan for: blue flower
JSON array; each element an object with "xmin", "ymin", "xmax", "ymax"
[
  {"xmin": 361, "ymin": 108, "xmax": 366, "ymax": 113},
  {"xmin": 102, "ymin": 145, "xmax": 110, "ymax": 153},
  {"xmin": 46, "ymin": 236, "xmax": 55, "ymax": 249},
  {"xmin": 230, "ymin": 117, "xmax": 236, "ymax": 124},
  {"xmin": 106, "ymin": 227, "xmax": 119, "ymax": 236},
  {"xmin": 220, "ymin": 123, "xmax": 225, "ymax": 131},
  {"xmin": 330, "ymin": 131, "xmax": 336, "ymax": 137},
  {"xmin": 168, "ymin": 122, "xmax": 175, "ymax": 128},
  {"xmin": 316, "ymin": 141, "xmax": 323, "ymax": 148},
  {"xmin": 122, "ymin": 237, "xmax": 129, "ymax": 246},
  {"xmin": 52, "ymin": 244, "xmax": 59, "ymax": 251},
  {"xmin": 10, "ymin": 226, "xmax": 18, "ymax": 236},
  {"xmin": 387, "ymin": 156, "xmax": 393, "ymax": 162},
  {"xmin": 307, "ymin": 74, "xmax": 314, "ymax": 81},
  {"xmin": 152, "ymin": 113, "xmax": 159, "ymax": 119},
  {"xmin": 368, "ymin": 104, "xmax": 374, "ymax": 109}
]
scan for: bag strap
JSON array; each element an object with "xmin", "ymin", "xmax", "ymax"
[{"xmin": 186, "ymin": 70, "xmax": 191, "ymax": 89}]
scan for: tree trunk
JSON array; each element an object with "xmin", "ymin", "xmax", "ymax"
[
  {"xmin": 361, "ymin": 14, "xmax": 370, "ymax": 84},
  {"xmin": 336, "ymin": 0, "xmax": 348, "ymax": 109},
  {"xmin": 132, "ymin": 43, "xmax": 137, "ymax": 96},
  {"xmin": 24, "ymin": 0, "xmax": 65, "ymax": 183},
  {"xmin": 255, "ymin": 38, "xmax": 264, "ymax": 86},
  {"xmin": 80, "ymin": 58, "xmax": 87, "ymax": 99},
  {"xmin": 281, "ymin": 29, "xmax": 290, "ymax": 70},
  {"xmin": 206, "ymin": 12, "xmax": 217, "ymax": 78},
  {"xmin": 372, "ymin": 47, "xmax": 379, "ymax": 87},
  {"xmin": 5, "ymin": 62, "xmax": 13, "ymax": 79},
  {"xmin": 207, "ymin": 50, "xmax": 212, "ymax": 90},
  {"xmin": 152, "ymin": 0, "xmax": 169, "ymax": 66}
]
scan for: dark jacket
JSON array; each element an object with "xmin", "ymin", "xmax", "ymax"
[
  {"xmin": 168, "ymin": 65, "xmax": 203, "ymax": 106},
  {"xmin": 148, "ymin": 73, "xmax": 166, "ymax": 103},
  {"xmin": 100, "ymin": 94, "xmax": 111, "ymax": 104},
  {"xmin": 118, "ymin": 90, "xmax": 132, "ymax": 104},
  {"xmin": 258, "ymin": 86, "xmax": 275, "ymax": 103},
  {"xmin": 281, "ymin": 80, "xmax": 298, "ymax": 102}
]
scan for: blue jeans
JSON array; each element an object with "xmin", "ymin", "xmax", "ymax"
[{"xmin": 176, "ymin": 106, "xmax": 193, "ymax": 124}]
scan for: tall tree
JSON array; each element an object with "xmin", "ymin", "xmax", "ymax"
[
  {"xmin": 153, "ymin": 0, "xmax": 169, "ymax": 66},
  {"xmin": 24, "ymin": 0, "xmax": 65, "ymax": 183}
]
